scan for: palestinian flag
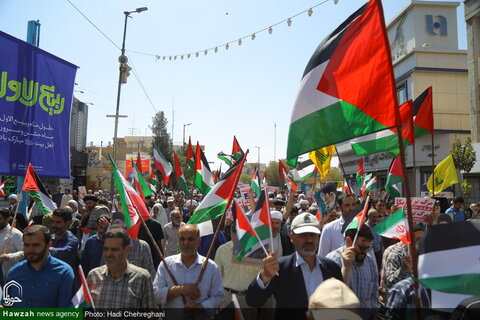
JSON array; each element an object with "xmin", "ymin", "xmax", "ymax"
[
  {"xmin": 231, "ymin": 136, "xmax": 244, "ymax": 161},
  {"xmin": 194, "ymin": 142, "xmax": 215, "ymax": 194},
  {"xmin": 153, "ymin": 142, "xmax": 172, "ymax": 185},
  {"xmin": 413, "ymin": 86, "xmax": 434, "ymax": 138},
  {"xmin": 261, "ymin": 171, "xmax": 267, "ymax": 188},
  {"xmin": 217, "ymin": 152, "xmax": 233, "ymax": 167},
  {"xmin": 298, "ymin": 164, "xmax": 317, "ymax": 182},
  {"xmin": 22, "ymin": 163, "xmax": 57, "ymax": 215},
  {"xmin": 173, "ymin": 151, "xmax": 190, "ymax": 198},
  {"xmin": 110, "ymin": 156, "xmax": 150, "ymax": 239},
  {"xmin": 131, "ymin": 160, "xmax": 154, "ymax": 199},
  {"xmin": 344, "ymin": 196, "xmax": 370, "ymax": 233},
  {"xmin": 418, "ymin": 219, "xmax": 480, "ymax": 296},
  {"xmin": 351, "ymin": 100, "xmax": 414, "ymax": 156},
  {"xmin": 188, "ymin": 150, "xmax": 248, "ymax": 225},
  {"xmin": 250, "ymin": 168, "xmax": 261, "ymax": 196},
  {"xmin": 247, "ymin": 189, "xmax": 273, "ymax": 255},
  {"xmin": 72, "ymin": 265, "xmax": 95, "ymax": 309},
  {"xmin": 279, "ymin": 160, "xmax": 297, "ymax": 192},
  {"xmin": 0, "ymin": 180, "xmax": 8, "ymax": 196},
  {"xmin": 385, "ymin": 155, "xmax": 403, "ymax": 198},
  {"xmin": 373, "ymin": 208, "xmax": 409, "ymax": 244},
  {"xmin": 233, "ymin": 199, "xmax": 264, "ymax": 261},
  {"xmin": 361, "ymin": 175, "xmax": 377, "ymax": 196},
  {"xmin": 186, "ymin": 136, "xmax": 196, "ymax": 174},
  {"xmin": 286, "ymin": 0, "xmax": 398, "ymax": 162},
  {"xmin": 150, "ymin": 171, "xmax": 160, "ymax": 193},
  {"xmin": 213, "ymin": 164, "xmax": 222, "ymax": 183},
  {"xmin": 356, "ymin": 158, "xmax": 364, "ymax": 188}
]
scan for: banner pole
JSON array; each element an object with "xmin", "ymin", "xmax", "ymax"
[{"xmin": 335, "ymin": 146, "xmax": 354, "ymax": 196}]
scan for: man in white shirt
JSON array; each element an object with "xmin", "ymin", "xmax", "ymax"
[
  {"xmin": 318, "ymin": 194, "xmax": 356, "ymax": 257},
  {"xmin": 153, "ymin": 224, "xmax": 224, "ymax": 319},
  {"xmin": 0, "ymin": 208, "xmax": 24, "ymax": 283}
]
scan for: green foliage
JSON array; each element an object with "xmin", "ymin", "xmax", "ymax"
[
  {"xmin": 461, "ymin": 179, "xmax": 472, "ymax": 198},
  {"xmin": 451, "ymin": 137, "xmax": 477, "ymax": 173},
  {"xmin": 265, "ymin": 161, "xmax": 280, "ymax": 187},
  {"xmin": 324, "ymin": 167, "xmax": 344, "ymax": 182},
  {"xmin": 240, "ymin": 174, "xmax": 251, "ymax": 184}
]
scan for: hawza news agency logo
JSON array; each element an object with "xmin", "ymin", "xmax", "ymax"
[{"xmin": 2, "ymin": 280, "xmax": 23, "ymax": 306}]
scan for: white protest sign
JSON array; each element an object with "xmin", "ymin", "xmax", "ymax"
[{"xmin": 395, "ymin": 197, "xmax": 436, "ymax": 223}]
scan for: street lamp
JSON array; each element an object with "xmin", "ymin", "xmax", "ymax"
[
  {"xmin": 109, "ymin": 7, "xmax": 148, "ymax": 197},
  {"xmin": 183, "ymin": 123, "xmax": 192, "ymax": 146},
  {"xmin": 254, "ymin": 146, "xmax": 260, "ymax": 167}
]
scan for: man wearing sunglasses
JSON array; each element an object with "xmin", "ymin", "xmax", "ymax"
[{"xmin": 326, "ymin": 225, "xmax": 378, "ymax": 319}]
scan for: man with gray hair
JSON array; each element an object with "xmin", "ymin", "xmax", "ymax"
[
  {"xmin": 87, "ymin": 228, "xmax": 154, "ymax": 308},
  {"xmin": 247, "ymin": 213, "xmax": 342, "ymax": 319},
  {"xmin": 163, "ymin": 209, "xmax": 185, "ymax": 257},
  {"xmin": 153, "ymin": 224, "xmax": 224, "ymax": 319}
]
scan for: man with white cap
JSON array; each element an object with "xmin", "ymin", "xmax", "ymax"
[
  {"xmin": 184, "ymin": 199, "xmax": 198, "ymax": 223},
  {"xmin": 270, "ymin": 210, "xmax": 294, "ymax": 257},
  {"xmin": 298, "ymin": 199, "xmax": 310, "ymax": 214},
  {"xmin": 8, "ymin": 194, "xmax": 28, "ymax": 231},
  {"xmin": 246, "ymin": 212, "xmax": 342, "ymax": 320},
  {"xmin": 165, "ymin": 197, "xmax": 176, "ymax": 222}
]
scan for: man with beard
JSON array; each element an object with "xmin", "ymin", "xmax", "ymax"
[
  {"xmin": 246, "ymin": 213, "xmax": 342, "ymax": 320},
  {"xmin": 4, "ymin": 225, "xmax": 74, "ymax": 307},
  {"xmin": 79, "ymin": 195, "xmax": 98, "ymax": 229},
  {"xmin": 163, "ymin": 209, "xmax": 185, "ymax": 257},
  {"xmin": 326, "ymin": 225, "xmax": 378, "ymax": 319},
  {"xmin": 365, "ymin": 208, "xmax": 384, "ymax": 269},
  {"xmin": 153, "ymin": 224, "xmax": 224, "ymax": 319},
  {"xmin": 86, "ymin": 228, "xmax": 154, "ymax": 308},
  {"xmin": 50, "ymin": 208, "xmax": 79, "ymax": 271},
  {"xmin": 0, "ymin": 208, "xmax": 23, "ymax": 284},
  {"xmin": 80, "ymin": 214, "xmax": 111, "ymax": 275},
  {"xmin": 269, "ymin": 211, "xmax": 294, "ymax": 257}
]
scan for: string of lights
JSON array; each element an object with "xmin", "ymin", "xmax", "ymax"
[{"xmin": 127, "ymin": 0, "xmax": 331, "ymax": 62}]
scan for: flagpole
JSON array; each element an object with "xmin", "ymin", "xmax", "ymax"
[
  {"xmin": 134, "ymin": 206, "xmax": 187, "ymax": 304},
  {"xmin": 334, "ymin": 146, "xmax": 354, "ymax": 196},
  {"xmin": 264, "ymin": 188, "xmax": 275, "ymax": 253},
  {"xmin": 396, "ymin": 125, "xmax": 421, "ymax": 313},
  {"xmin": 352, "ymin": 196, "xmax": 369, "ymax": 246},
  {"xmin": 78, "ymin": 265, "xmax": 96, "ymax": 310},
  {"xmin": 431, "ymin": 132, "xmax": 435, "ymax": 197},
  {"xmin": 195, "ymin": 212, "xmax": 226, "ymax": 285},
  {"xmin": 412, "ymin": 145, "xmax": 417, "ymax": 196}
]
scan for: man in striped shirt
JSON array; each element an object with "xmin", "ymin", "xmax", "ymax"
[
  {"xmin": 87, "ymin": 228, "xmax": 154, "ymax": 308},
  {"xmin": 326, "ymin": 225, "xmax": 378, "ymax": 319}
]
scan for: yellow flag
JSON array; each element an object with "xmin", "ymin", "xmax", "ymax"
[
  {"xmin": 427, "ymin": 154, "xmax": 458, "ymax": 194},
  {"xmin": 309, "ymin": 145, "xmax": 335, "ymax": 178}
]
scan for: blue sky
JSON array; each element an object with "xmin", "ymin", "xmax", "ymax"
[{"xmin": 0, "ymin": 0, "xmax": 467, "ymax": 169}]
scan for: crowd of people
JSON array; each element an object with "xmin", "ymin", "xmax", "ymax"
[{"xmin": 0, "ymin": 185, "xmax": 479, "ymax": 319}]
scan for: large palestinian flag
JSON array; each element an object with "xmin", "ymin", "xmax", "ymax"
[
  {"xmin": 413, "ymin": 86, "xmax": 434, "ymax": 138},
  {"xmin": 418, "ymin": 219, "xmax": 480, "ymax": 296},
  {"xmin": 194, "ymin": 142, "xmax": 215, "ymax": 194},
  {"xmin": 22, "ymin": 163, "xmax": 57, "ymax": 215},
  {"xmin": 188, "ymin": 150, "xmax": 248, "ymax": 225},
  {"xmin": 351, "ymin": 100, "xmax": 414, "ymax": 156},
  {"xmin": 287, "ymin": 0, "xmax": 398, "ymax": 162}
]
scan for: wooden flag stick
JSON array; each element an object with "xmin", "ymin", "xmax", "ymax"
[
  {"xmin": 134, "ymin": 206, "xmax": 186, "ymax": 304},
  {"xmin": 334, "ymin": 146, "xmax": 354, "ymax": 196},
  {"xmin": 396, "ymin": 125, "xmax": 421, "ymax": 314},
  {"xmin": 431, "ymin": 132, "xmax": 436, "ymax": 197},
  {"xmin": 195, "ymin": 212, "xmax": 226, "ymax": 285}
]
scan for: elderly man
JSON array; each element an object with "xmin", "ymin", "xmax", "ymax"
[
  {"xmin": 153, "ymin": 224, "xmax": 224, "ymax": 319},
  {"xmin": 184, "ymin": 199, "xmax": 198, "ymax": 223},
  {"xmin": 87, "ymin": 228, "xmax": 154, "ymax": 308},
  {"xmin": 163, "ymin": 209, "xmax": 185, "ymax": 257},
  {"xmin": 7, "ymin": 194, "xmax": 28, "ymax": 231},
  {"xmin": 246, "ymin": 213, "xmax": 342, "ymax": 320}
]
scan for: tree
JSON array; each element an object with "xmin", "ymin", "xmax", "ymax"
[
  {"xmin": 240, "ymin": 174, "xmax": 251, "ymax": 184},
  {"xmin": 265, "ymin": 161, "xmax": 280, "ymax": 187},
  {"xmin": 451, "ymin": 137, "xmax": 476, "ymax": 173},
  {"xmin": 324, "ymin": 167, "xmax": 344, "ymax": 183},
  {"xmin": 451, "ymin": 137, "xmax": 476, "ymax": 198}
]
